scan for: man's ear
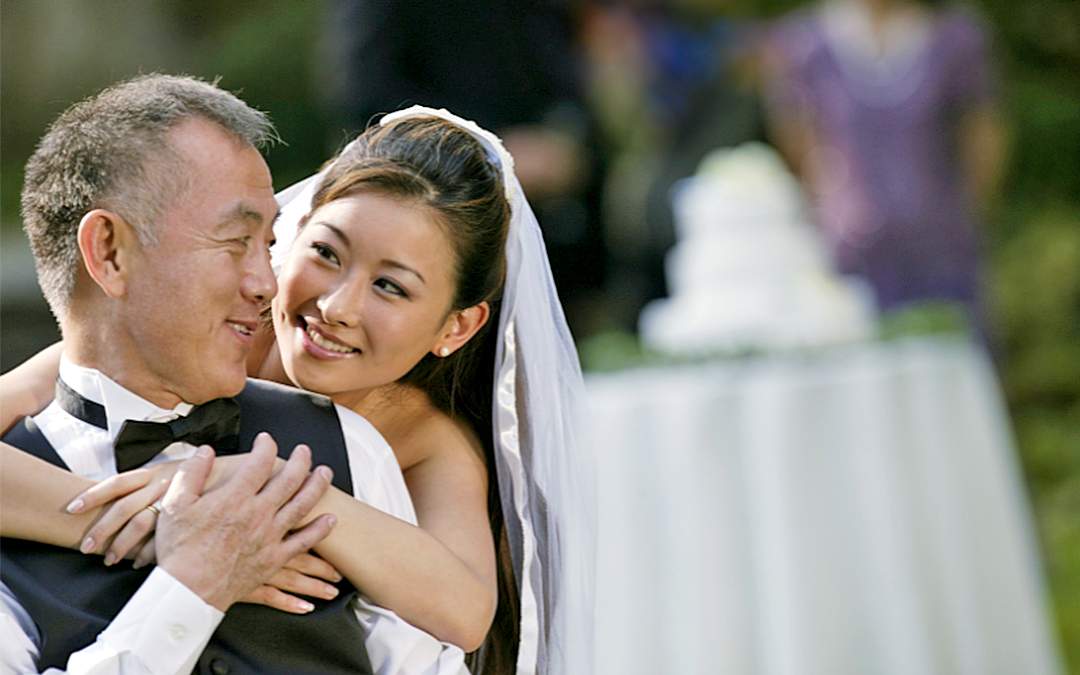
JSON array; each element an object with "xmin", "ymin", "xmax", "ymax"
[
  {"xmin": 76, "ymin": 209, "xmax": 140, "ymax": 298},
  {"xmin": 431, "ymin": 301, "xmax": 491, "ymax": 358}
]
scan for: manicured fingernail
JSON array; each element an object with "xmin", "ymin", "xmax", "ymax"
[
  {"xmin": 66, "ymin": 498, "xmax": 84, "ymax": 514},
  {"xmin": 80, "ymin": 537, "xmax": 95, "ymax": 554},
  {"xmin": 316, "ymin": 466, "xmax": 333, "ymax": 481},
  {"xmin": 197, "ymin": 445, "xmax": 213, "ymax": 459},
  {"xmin": 132, "ymin": 559, "xmax": 146, "ymax": 570},
  {"xmin": 104, "ymin": 552, "xmax": 117, "ymax": 566},
  {"xmin": 323, "ymin": 585, "xmax": 339, "ymax": 599},
  {"xmin": 297, "ymin": 600, "xmax": 315, "ymax": 613}
]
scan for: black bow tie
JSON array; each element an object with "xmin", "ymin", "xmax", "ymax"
[{"xmin": 54, "ymin": 378, "xmax": 241, "ymax": 472}]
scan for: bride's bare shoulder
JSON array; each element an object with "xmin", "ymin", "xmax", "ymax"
[
  {"xmin": 367, "ymin": 386, "xmax": 486, "ymax": 475},
  {"xmin": 408, "ymin": 409, "xmax": 487, "ymax": 476}
]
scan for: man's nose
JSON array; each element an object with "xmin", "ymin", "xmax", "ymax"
[{"xmin": 242, "ymin": 250, "xmax": 278, "ymax": 305}]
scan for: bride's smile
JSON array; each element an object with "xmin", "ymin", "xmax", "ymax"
[
  {"xmin": 300, "ymin": 318, "xmax": 360, "ymax": 357},
  {"xmin": 272, "ymin": 191, "xmax": 460, "ymax": 401}
]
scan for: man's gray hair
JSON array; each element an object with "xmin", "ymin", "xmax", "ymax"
[{"xmin": 20, "ymin": 73, "xmax": 277, "ymax": 321}]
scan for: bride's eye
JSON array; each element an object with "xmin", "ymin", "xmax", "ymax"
[
  {"xmin": 311, "ymin": 242, "xmax": 339, "ymax": 265},
  {"xmin": 374, "ymin": 278, "xmax": 407, "ymax": 298}
]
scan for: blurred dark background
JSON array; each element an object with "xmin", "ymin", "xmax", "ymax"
[{"xmin": 2, "ymin": 0, "xmax": 1077, "ymax": 668}]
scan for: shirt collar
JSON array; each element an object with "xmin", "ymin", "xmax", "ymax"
[{"xmin": 58, "ymin": 355, "xmax": 194, "ymax": 441}]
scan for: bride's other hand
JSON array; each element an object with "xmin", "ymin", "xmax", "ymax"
[
  {"xmin": 70, "ymin": 450, "xmax": 289, "ymax": 567},
  {"xmin": 132, "ymin": 534, "xmax": 157, "ymax": 569},
  {"xmin": 241, "ymin": 552, "xmax": 344, "ymax": 614},
  {"xmin": 67, "ymin": 458, "xmax": 179, "ymax": 564}
]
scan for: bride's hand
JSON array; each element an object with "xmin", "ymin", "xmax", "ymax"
[
  {"xmin": 67, "ymin": 460, "xmax": 179, "ymax": 564},
  {"xmin": 68, "ymin": 448, "xmax": 339, "ymax": 613},
  {"xmin": 241, "ymin": 552, "xmax": 344, "ymax": 614}
]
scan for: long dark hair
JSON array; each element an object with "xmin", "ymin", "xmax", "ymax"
[{"xmin": 309, "ymin": 116, "xmax": 518, "ymax": 673}]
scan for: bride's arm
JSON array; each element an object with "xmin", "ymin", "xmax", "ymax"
[
  {"xmin": 311, "ymin": 441, "xmax": 497, "ymax": 651},
  {"xmin": 1, "ymin": 442, "xmax": 341, "ymax": 614},
  {"xmin": 74, "ymin": 436, "xmax": 498, "ymax": 649},
  {"xmin": 1, "ymin": 342, "xmax": 63, "ymax": 433},
  {"xmin": 0, "ymin": 343, "xmax": 162, "ymax": 553},
  {"xmin": 0, "ymin": 441, "xmax": 100, "ymax": 546}
]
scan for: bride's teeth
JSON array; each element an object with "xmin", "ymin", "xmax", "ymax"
[{"xmin": 307, "ymin": 326, "xmax": 354, "ymax": 354}]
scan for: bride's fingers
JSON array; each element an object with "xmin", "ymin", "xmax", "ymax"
[
  {"xmin": 266, "ymin": 567, "xmax": 340, "ymax": 601},
  {"xmin": 103, "ymin": 509, "xmax": 158, "ymax": 565},
  {"xmin": 81, "ymin": 476, "xmax": 170, "ymax": 556},
  {"xmin": 132, "ymin": 534, "xmax": 157, "ymax": 569},
  {"xmin": 66, "ymin": 468, "xmax": 154, "ymax": 514},
  {"xmin": 283, "ymin": 552, "xmax": 343, "ymax": 583},
  {"xmin": 242, "ymin": 585, "xmax": 317, "ymax": 614}
]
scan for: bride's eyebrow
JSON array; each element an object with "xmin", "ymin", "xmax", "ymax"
[
  {"xmin": 311, "ymin": 221, "xmax": 425, "ymax": 283},
  {"xmin": 383, "ymin": 259, "xmax": 425, "ymax": 284},
  {"xmin": 311, "ymin": 221, "xmax": 348, "ymax": 244}
]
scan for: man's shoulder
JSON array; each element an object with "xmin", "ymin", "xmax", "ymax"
[
  {"xmin": 237, "ymin": 378, "xmax": 337, "ymax": 414},
  {"xmin": 2, "ymin": 415, "xmax": 55, "ymax": 456},
  {"xmin": 233, "ymin": 378, "xmax": 344, "ymax": 451},
  {"xmin": 236, "ymin": 379, "xmax": 384, "ymax": 449}
]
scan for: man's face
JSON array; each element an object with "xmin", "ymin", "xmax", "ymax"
[{"xmin": 119, "ymin": 117, "xmax": 278, "ymax": 405}]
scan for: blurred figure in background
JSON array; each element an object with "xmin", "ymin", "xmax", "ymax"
[
  {"xmin": 582, "ymin": 0, "xmax": 764, "ymax": 331},
  {"xmin": 322, "ymin": 0, "xmax": 607, "ymax": 337},
  {"xmin": 762, "ymin": 0, "xmax": 1007, "ymax": 344}
]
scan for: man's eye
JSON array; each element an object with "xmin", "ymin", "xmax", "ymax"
[
  {"xmin": 375, "ymin": 278, "xmax": 407, "ymax": 298},
  {"xmin": 312, "ymin": 242, "xmax": 339, "ymax": 265}
]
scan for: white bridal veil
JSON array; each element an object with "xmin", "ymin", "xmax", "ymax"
[{"xmin": 272, "ymin": 107, "xmax": 596, "ymax": 675}]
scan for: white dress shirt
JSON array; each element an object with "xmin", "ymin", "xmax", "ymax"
[{"xmin": 0, "ymin": 356, "xmax": 468, "ymax": 675}]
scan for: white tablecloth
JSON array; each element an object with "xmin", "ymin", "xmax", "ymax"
[{"xmin": 587, "ymin": 337, "xmax": 1062, "ymax": 675}]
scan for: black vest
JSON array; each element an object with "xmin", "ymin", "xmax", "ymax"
[{"xmin": 1, "ymin": 379, "xmax": 374, "ymax": 675}]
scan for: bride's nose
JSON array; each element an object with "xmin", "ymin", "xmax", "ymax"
[{"xmin": 317, "ymin": 278, "xmax": 363, "ymax": 327}]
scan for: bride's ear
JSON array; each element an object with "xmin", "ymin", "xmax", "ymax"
[
  {"xmin": 432, "ymin": 301, "xmax": 491, "ymax": 358},
  {"xmin": 77, "ymin": 208, "xmax": 140, "ymax": 299}
]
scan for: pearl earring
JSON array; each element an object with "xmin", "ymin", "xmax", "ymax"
[{"xmin": 438, "ymin": 347, "xmax": 451, "ymax": 357}]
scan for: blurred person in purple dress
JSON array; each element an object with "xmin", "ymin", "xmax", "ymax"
[{"xmin": 763, "ymin": 0, "xmax": 1007, "ymax": 342}]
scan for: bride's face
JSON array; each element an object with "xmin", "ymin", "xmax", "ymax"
[{"xmin": 272, "ymin": 191, "xmax": 459, "ymax": 402}]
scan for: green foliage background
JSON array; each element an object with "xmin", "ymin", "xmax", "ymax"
[
  {"xmin": 1, "ymin": 0, "xmax": 1077, "ymax": 669},
  {"xmin": 957, "ymin": 2, "xmax": 1079, "ymax": 667}
]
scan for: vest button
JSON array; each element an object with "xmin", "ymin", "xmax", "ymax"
[{"xmin": 209, "ymin": 658, "xmax": 230, "ymax": 675}]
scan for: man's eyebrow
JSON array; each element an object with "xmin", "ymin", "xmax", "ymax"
[
  {"xmin": 215, "ymin": 204, "xmax": 278, "ymax": 234},
  {"xmin": 312, "ymin": 221, "xmax": 425, "ymax": 284},
  {"xmin": 230, "ymin": 204, "xmax": 268, "ymax": 225}
]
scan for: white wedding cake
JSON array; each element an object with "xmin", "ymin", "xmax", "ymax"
[{"xmin": 639, "ymin": 143, "xmax": 876, "ymax": 354}]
